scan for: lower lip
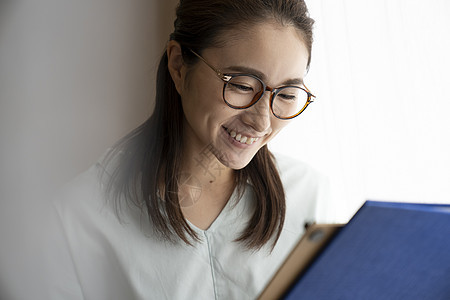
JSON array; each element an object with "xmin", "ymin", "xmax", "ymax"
[{"xmin": 222, "ymin": 126, "xmax": 257, "ymax": 149}]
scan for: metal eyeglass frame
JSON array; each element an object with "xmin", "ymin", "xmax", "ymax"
[{"xmin": 189, "ymin": 49, "xmax": 316, "ymax": 120}]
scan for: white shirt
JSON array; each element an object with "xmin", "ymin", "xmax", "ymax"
[{"xmin": 49, "ymin": 153, "xmax": 328, "ymax": 300}]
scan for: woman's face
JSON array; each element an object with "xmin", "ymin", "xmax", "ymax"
[{"xmin": 173, "ymin": 22, "xmax": 309, "ymax": 170}]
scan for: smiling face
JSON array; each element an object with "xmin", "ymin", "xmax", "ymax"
[{"xmin": 170, "ymin": 21, "xmax": 309, "ymax": 170}]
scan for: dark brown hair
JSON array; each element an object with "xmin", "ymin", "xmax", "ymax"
[{"xmin": 104, "ymin": 0, "xmax": 314, "ymax": 250}]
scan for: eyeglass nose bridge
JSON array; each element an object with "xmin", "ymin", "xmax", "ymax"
[
  {"xmin": 245, "ymin": 81, "xmax": 273, "ymax": 105},
  {"xmin": 246, "ymin": 84, "xmax": 280, "ymax": 114}
]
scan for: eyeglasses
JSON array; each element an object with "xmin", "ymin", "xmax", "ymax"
[{"xmin": 190, "ymin": 49, "xmax": 316, "ymax": 120}]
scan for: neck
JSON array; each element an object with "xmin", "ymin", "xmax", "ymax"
[
  {"xmin": 181, "ymin": 142, "xmax": 235, "ymax": 190},
  {"xmin": 178, "ymin": 140, "xmax": 236, "ymax": 229}
]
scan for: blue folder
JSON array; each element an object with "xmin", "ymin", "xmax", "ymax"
[{"xmin": 284, "ymin": 201, "xmax": 450, "ymax": 300}]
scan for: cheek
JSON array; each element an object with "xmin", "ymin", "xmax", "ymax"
[
  {"xmin": 183, "ymin": 77, "xmax": 222, "ymax": 111},
  {"xmin": 271, "ymin": 119, "xmax": 289, "ymax": 135},
  {"xmin": 180, "ymin": 83, "xmax": 232, "ymax": 139},
  {"xmin": 180, "ymin": 83, "xmax": 209, "ymax": 119}
]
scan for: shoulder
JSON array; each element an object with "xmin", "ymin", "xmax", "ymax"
[
  {"xmin": 53, "ymin": 148, "xmax": 124, "ymax": 228},
  {"xmin": 53, "ymin": 149, "xmax": 149, "ymax": 244},
  {"xmin": 54, "ymin": 148, "xmax": 119, "ymax": 212},
  {"xmin": 272, "ymin": 152, "xmax": 327, "ymax": 191},
  {"xmin": 272, "ymin": 152, "xmax": 329, "ymax": 229},
  {"xmin": 50, "ymin": 156, "xmax": 149, "ymax": 299},
  {"xmin": 53, "ymin": 162, "xmax": 109, "ymax": 225}
]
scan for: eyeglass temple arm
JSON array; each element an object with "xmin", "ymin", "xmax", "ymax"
[
  {"xmin": 303, "ymin": 84, "xmax": 316, "ymax": 101},
  {"xmin": 190, "ymin": 48, "xmax": 316, "ymax": 101},
  {"xmin": 189, "ymin": 49, "xmax": 232, "ymax": 82}
]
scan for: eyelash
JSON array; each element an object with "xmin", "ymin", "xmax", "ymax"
[
  {"xmin": 278, "ymin": 93, "xmax": 297, "ymax": 101},
  {"xmin": 229, "ymin": 82, "xmax": 254, "ymax": 92}
]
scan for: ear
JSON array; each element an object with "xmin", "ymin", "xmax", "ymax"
[{"xmin": 167, "ymin": 40, "xmax": 185, "ymax": 95}]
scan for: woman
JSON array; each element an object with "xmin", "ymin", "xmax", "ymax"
[{"xmin": 52, "ymin": 0, "xmax": 328, "ymax": 299}]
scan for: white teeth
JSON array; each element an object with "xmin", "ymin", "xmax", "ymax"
[{"xmin": 226, "ymin": 128, "xmax": 258, "ymax": 145}]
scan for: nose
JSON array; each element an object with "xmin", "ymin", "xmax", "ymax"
[{"xmin": 241, "ymin": 91, "xmax": 272, "ymax": 132}]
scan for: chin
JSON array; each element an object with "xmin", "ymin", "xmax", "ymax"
[{"xmin": 216, "ymin": 152, "xmax": 255, "ymax": 170}]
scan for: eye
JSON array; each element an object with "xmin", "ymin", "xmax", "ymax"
[
  {"xmin": 228, "ymin": 82, "xmax": 254, "ymax": 93},
  {"xmin": 277, "ymin": 93, "xmax": 298, "ymax": 101}
]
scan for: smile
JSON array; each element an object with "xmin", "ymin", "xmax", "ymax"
[{"xmin": 225, "ymin": 128, "xmax": 260, "ymax": 145}]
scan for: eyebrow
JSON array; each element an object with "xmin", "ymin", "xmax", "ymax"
[{"xmin": 224, "ymin": 65, "xmax": 304, "ymax": 86}]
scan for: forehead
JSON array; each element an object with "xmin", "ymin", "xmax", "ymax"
[{"xmin": 203, "ymin": 22, "xmax": 309, "ymax": 85}]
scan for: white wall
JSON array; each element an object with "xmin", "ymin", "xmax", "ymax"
[{"xmin": 0, "ymin": 0, "xmax": 176, "ymax": 298}]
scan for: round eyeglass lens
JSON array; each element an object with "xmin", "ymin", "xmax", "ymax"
[
  {"xmin": 224, "ymin": 75, "xmax": 264, "ymax": 108},
  {"xmin": 272, "ymin": 87, "xmax": 309, "ymax": 119}
]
